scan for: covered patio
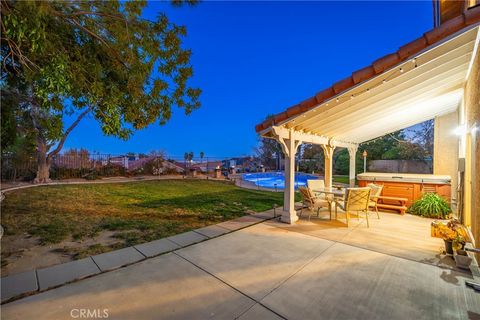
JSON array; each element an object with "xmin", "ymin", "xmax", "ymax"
[{"xmin": 256, "ymin": 22, "xmax": 480, "ymax": 225}]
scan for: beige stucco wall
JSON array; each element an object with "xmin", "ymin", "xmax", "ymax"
[
  {"xmin": 433, "ymin": 111, "xmax": 459, "ymax": 204},
  {"xmin": 463, "ymin": 44, "xmax": 479, "ymax": 248}
]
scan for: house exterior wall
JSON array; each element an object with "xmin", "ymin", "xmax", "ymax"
[
  {"xmin": 433, "ymin": 111, "xmax": 459, "ymax": 204},
  {"xmin": 433, "ymin": 0, "xmax": 479, "ymax": 27},
  {"xmin": 463, "ymin": 44, "xmax": 479, "ymax": 248}
]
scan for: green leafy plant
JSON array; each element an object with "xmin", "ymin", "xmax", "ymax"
[{"xmin": 407, "ymin": 192, "xmax": 451, "ymax": 219}]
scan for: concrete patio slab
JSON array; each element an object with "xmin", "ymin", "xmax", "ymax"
[
  {"xmin": 265, "ymin": 211, "xmax": 358, "ymax": 242},
  {"xmin": 2, "ymin": 253, "xmax": 256, "ymax": 320},
  {"xmin": 216, "ymin": 215, "xmax": 263, "ymax": 231},
  {"xmin": 167, "ymin": 231, "xmax": 208, "ymax": 247},
  {"xmin": 37, "ymin": 257, "xmax": 100, "ymax": 290},
  {"xmin": 250, "ymin": 208, "xmax": 279, "ymax": 220},
  {"xmin": 134, "ymin": 238, "xmax": 180, "ymax": 258},
  {"xmin": 176, "ymin": 223, "xmax": 334, "ymax": 300},
  {"xmin": 270, "ymin": 209, "xmax": 454, "ymax": 268},
  {"xmin": 193, "ymin": 225, "xmax": 230, "ymax": 238},
  {"xmin": 1, "ymin": 270, "xmax": 38, "ymax": 302},
  {"xmin": 92, "ymin": 247, "xmax": 145, "ymax": 272},
  {"xmin": 260, "ymin": 242, "xmax": 479, "ymax": 320},
  {"xmin": 238, "ymin": 303, "xmax": 284, "ymax": 320},
  {"xmin": 3, "ymin": 217, "xmax": 478, "ymax": 319}
]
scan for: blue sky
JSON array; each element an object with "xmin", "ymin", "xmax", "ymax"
[{"xmin": 64, "ymin": 1, "xmax": 433, "ymax": 158}]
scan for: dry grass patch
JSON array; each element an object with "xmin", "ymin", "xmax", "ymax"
[{"xmin": 1, "ymin": 179, "xmax": 286, "ymax": 272}]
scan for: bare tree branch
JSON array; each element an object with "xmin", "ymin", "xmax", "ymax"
[{"xmin": 47, "ymin": 107, "xmax": 91, "ymax": 158}]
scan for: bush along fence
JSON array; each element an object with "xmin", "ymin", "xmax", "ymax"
[{"xmin": 0, "ymin": 153, "xmax": 267, "ymax": 182}]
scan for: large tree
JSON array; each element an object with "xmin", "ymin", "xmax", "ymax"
[
  {"xmin": 255, "ymin": 137, "xmax": 282, "ymax": 170},
  {"xmin": 1, "ymin": 0, "xmax": 201, "ymax": 182}
]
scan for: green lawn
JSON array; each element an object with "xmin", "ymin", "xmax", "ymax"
[
  {"xmin": 333, "ymin": 175, "xmax": 350, "ymax": 185},
  {"xmin": 2, "ymin": 179, "xmax": 287, "ymax": 258}
]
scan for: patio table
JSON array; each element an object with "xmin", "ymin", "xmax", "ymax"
[
  {"xmin": 313, "ymin": 187, "xmax": 345, "ymax": 198},
  {"xmin": 310, "ymin": 187, "xmax": 345, "ymax": 220}
]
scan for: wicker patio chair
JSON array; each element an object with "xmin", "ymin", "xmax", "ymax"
[
  {"xmin": 335, "ymin": 187, "xmax": 371, "ymax": 227},
  {"xmin": 367, "ymin": 183, "xmax": 383, "ymax": 219},
  {"xmin": 298, "ymin": 186, "xmax": 331, "ymax": 221}
]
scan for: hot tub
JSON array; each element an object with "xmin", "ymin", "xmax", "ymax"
[{"xmin": 357, "ymin": 173, "xmax": 451, "ymax": 206}]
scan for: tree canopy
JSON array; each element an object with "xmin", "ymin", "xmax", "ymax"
[{"xmin": 1, "ymin": 0, "xmax": 201, "ymax": 182}]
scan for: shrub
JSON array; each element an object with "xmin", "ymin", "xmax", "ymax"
[{"xmin": 407, "ymin": 192, "xmax": 451, "ymax": 219}]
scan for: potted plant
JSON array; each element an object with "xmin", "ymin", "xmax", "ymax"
[
  {"xmin": 433, "ymin": 219, "xmax": 468, "ymax": 255},
  {"xmin": 452, "ymin": 234, "xmax": 466, "ymax": 251}
]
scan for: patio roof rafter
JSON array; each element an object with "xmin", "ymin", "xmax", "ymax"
[
  {"xmin": 285, "ymin": 31, "xmax": 477, "ymax": 139},
  {"xmin": 270, "ymin": 125, "xmax": 358, "ymax": 149}
]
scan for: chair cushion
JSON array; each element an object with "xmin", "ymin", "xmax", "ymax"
[
  {"xmin": 367, "ymin": 183, "xmax": 383, "ymax": 198},
  {"xmin": 307, "ymin": 179, "xmax": 325, "ymax": 190},
  {"xmin": 314, "ymin": 199, "xmax": 330, "ymax": 207}
]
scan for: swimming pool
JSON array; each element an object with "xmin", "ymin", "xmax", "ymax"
[{"xmin": 242, "ymin": 172, "xmax": 320, "ymax": 190}]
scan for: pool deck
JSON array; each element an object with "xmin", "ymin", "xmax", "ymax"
[{"xmin": 3, "ymin": 209, "xmax": 479, "ymax": 319}]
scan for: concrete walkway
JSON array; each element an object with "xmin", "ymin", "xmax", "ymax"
[{"xmin": 3, "ymin": 214, "xmax": 479, "ymax": 319}]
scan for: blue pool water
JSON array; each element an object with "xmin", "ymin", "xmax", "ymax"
[{"xmin": 242, "ymin": 172, "xmax": 320, "ymax": 190}]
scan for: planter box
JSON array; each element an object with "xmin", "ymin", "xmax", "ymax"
[{"xmin": 454, "ymin": 250, "xmax": 472, "ymax": 270}]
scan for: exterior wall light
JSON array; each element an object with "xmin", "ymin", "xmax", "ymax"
[{"xmin": 454, "ymin": 125, "xmax": 467, "ymax": 136}]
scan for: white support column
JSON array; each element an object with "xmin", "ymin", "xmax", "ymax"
[
  {"xmin": 322, "ymin": 144, "xmax": 335, "ymax": 188},
  {"xmin": 277, "ymin": 129, "xmax": 301, "ymax": 224},
  {"xmin": 347, "ymin": 146, "xmax": 358, "ymax": 187},
  {"xmin": 269, "ymin": 126, "xmax": 357, "ymax": 223}
]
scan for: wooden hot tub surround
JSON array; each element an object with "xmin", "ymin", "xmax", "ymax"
[{"xmin": 358, "ymin": 173, "xmax": 452, "ymax": 213}]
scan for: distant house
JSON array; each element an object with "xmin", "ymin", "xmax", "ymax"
[
  {"xmin": 127, "ymin": 156, "xmax": 155, "ymax": 171},
  {"xmin": 128, "ymin": 156, "xmax": 184, "ymax": 174},
  {"xmin": 197, "ymin": 161, "xmax": 222, "ymax": 173},
  {"xmin": 222, "ymin": 157, "xmax": 261, "ymax": 172}
]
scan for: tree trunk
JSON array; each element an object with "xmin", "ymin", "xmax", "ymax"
[{"xmin": 34, "ymin": 138, "xmax": 51, "ymax": 184}]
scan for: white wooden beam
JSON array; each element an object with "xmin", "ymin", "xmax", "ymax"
[
  {"xmin": 347, "ymin": 146, "xmax": 358, "ymax": 187},
  {"xmin": 322, "ymin": 144, "xmax": 335, "ymax": 188},
  {"xmin": 272, "ymin": 126, "xmax": 357, "ymax": 149},
  {"xmin": 272, "ymin": 128, "xmax": 302, "ymax": 224}
]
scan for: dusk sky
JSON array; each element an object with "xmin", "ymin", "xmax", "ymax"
[{"xmin": 63, "ymin": 1, "xmax": 433, "ymax": 158}]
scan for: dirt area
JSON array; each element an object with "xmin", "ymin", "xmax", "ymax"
[{"xmin": 1, "ymin": 231, "xmax": 120, "ymax": 276}]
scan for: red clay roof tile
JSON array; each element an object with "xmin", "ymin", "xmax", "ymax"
[
  {"xmin": 372, "ymin": 53, "xmax": 401, "ymax": 74},
  {"xmin": 333, "ymin": 77, "xmax": 355, "ymax": 94},
  {"xmin": 465, "ymin": 6, "xmax": 480, "ymax": 25},
  {"xmin": 286, "ymin": 104, "xmax": 302, "ymax": 117},
  {"xmin": 255, "ymin": 7, "xmax": 480, "ymax": 133},
  {"xmin": 299, "ymin": 96, "xmax": 318, "ymax": 111},
  {"xmin": 352, "ymin": 66, "xmax": 376, "ymax": 84},
  {"xmin": 424, "ymin": 15, "xmax": 465, "ymax": 44},
  {"xmin": 274, "ymin": 112, "xmax": 289, "ymax": 123},
  {"xmin": 255, "ymin": 124, "xmax": 264, "ymax": 132},
  {"xmin": 315, "ymin": 87, "xmax": 335, "ymax": 103},
  {"xmin": 398, "ymin": 36, "xmax": 428, "ymax": 59}
]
